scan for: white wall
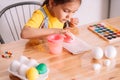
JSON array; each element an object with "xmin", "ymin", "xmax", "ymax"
[
  {"xmin": 110, "ymin": 0, "xmax": 120, "ymax": 18},
  {"xmin": 75, "ymin": 0, "xmax": 109, "ymax": 26}
]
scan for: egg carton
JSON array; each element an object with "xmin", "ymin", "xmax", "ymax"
[
  {"xmin": 8, "ymin": 68, "xmax": 49, "ymax": 80},
  {"xmin": 8, "ymin": 56, "xmax": 49, "ymax": 80},
  {"xmin": 63, "ymin": 34, "xmax": 92, "ymax": 54}
]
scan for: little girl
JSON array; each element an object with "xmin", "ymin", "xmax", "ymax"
[{"xmin": 21, "ymin": 0, "xmax": 82, "ymax": 39}]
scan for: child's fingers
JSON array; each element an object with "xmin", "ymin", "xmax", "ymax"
[
  {"xmin": 68, "ymin": 18, "xmax": 79, "ymax": 27},
  {"xmin": 64, "ymin": 31, "xmax": 74, "ymax": 39},
  {"xmin": 70, "ymin": 18, "xmax": 79, "ymax": 25},
  {"xmin": 63, "ymin": 31, "xmax": 75, "ymax": 43}
]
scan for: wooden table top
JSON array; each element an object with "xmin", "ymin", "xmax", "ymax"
[{"xmin": 0, "ymin": 17, "xmax": 120, "ymax": 80}]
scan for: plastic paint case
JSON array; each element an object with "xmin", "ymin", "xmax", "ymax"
[{"xmin": 88, "ymin": 23, "xmax": 120, "ymax": 43}]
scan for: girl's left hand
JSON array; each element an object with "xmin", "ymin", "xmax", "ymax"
[{"xmin": 69, "ymin": 18, "xmax": 79, "ymax": 27}]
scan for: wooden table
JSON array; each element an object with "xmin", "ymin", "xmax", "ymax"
[{"xmin": 0, "ymin": 17, "xmax": 120, "ymax": 80}]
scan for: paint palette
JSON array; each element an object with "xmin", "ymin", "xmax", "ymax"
[{"xmin": 88, "ymin": 23, "xmax": 120, "ymax": 43}]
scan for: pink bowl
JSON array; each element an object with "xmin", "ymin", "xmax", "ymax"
[{"xmin": 47, "ymin": 34, "xmax": 64, "ymax": 43}]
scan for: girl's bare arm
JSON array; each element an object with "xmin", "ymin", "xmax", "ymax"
[{"xmin": 21, "ymin": 26, "xmax": 66, "ymax": 39}]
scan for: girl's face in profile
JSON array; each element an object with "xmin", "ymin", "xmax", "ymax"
[{"xmin": 51, "ymin": 0, "xmax": 80, "ymax": 23}]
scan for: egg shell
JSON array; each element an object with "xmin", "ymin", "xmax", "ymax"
[
  {"xmin": 92, "ymin": 47, "xmax": 104, "ymax": 59},
  {"xmin": 93, "ymin": 63, "xmax": 102, "ymax": 71},
  {"xmin": 10, "ymin": 60, "xmax": 21, "ymax": 72},
  {"xmin": 18, "ymin": 64, "xmax": 29, "ymax": 77},
  {"xmin": 105, "ymin": 46, "xmax": 117, "ymax": 59},
  {"xmin": 103, "ymin": 59, "xmax": 111, "ymax": 67}
]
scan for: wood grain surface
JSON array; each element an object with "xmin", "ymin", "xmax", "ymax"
[{"xmin": 0, "ymin": 17, "xmax": 120, "ymax": 80}]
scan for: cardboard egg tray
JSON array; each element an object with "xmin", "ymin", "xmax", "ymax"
[{"xmin": 8, "ymin": 56, "xmax": 49, "ymax": 80}]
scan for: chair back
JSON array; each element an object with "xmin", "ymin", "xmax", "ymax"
[{"xmin": 0, "ymin": 1, "xmax": 41, "ymax": 44}]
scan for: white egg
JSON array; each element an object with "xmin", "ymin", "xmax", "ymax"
[
  {"xmin": 18, "ymin": 64, "xmax": 29, "ymax": 77},
  {"xmin": 10, "ymin": 60, "xmax": 21, "ymax": 72},
  {"xmin": 105, "ymin": 46, "xmax": 117, "ymax": 59},
  {"xmin": 93, "ymin": 63, "xmax": 102, "ymax": 71},
  {"xmin": 27, "ymin": 59, "xmax": 38, "ymax": 67},
  {"xmin": 18, "ymin": 56, "xmax": 29, "ymax": 64},
  {"xmin": 103, "ymin": 59, "xmax": 111, "ymax": 67},
  {"xmin": 92, "ymin": 47, "xmax": 104, "ymax": 59}
]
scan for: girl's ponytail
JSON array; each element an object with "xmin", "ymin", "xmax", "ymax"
[{"xmin": 42, "ymin": 0, "xmax": 49, "ymax": 6}]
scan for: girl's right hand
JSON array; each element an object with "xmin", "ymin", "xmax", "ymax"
[{"xmin": 63, "ymin": 31, "xmax": 74, "ymax": 43}]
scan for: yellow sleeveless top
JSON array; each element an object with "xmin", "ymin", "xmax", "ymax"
[{"xmin": 25, "ymin": 5, "xmax": 64, "ymax": 29}]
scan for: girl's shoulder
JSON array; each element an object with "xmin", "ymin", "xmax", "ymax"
[{"xmin": 33, "ymin": 9, "xmax": 43, "ymax": 15}]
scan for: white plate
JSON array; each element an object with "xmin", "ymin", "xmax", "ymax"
[{"xmin": 63, "ymin": 34, "xmax": 92, "ymax": 54}]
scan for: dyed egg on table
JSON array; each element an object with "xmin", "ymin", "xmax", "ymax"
[
  {"xmin": 9, "ymin": 56, "xmax": 49, "ymax": 80},
  {"xmin": 26, "ymin": 67, "xmax": 39, "ymax": 80},
  {"xmin": 36, "ymin": 63, "xmax": 47, "ymax": 74},
  {"xmin": 26, "ymin": 63, "xmax": 48, "ymax": 80}
]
